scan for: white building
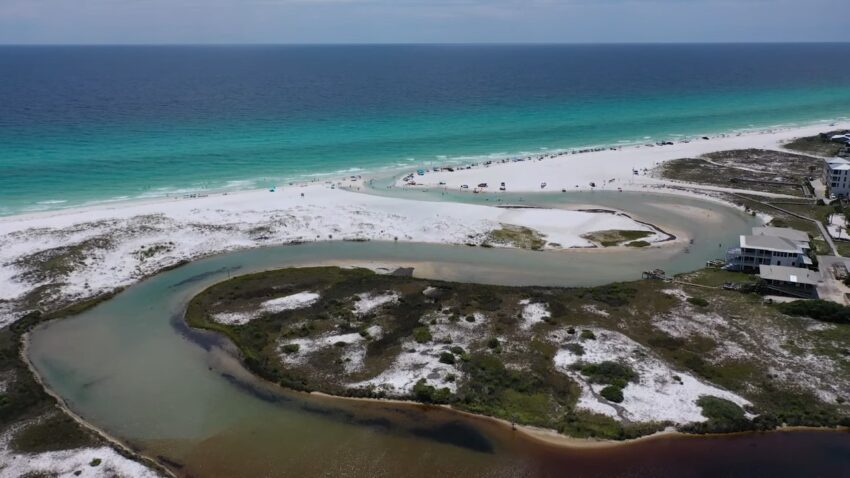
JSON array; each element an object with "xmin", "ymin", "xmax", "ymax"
[
  {"xmin": 726, "ymin": 227, "xmax": 812, "ymax": 272},
  {"xmin": 824, "ymin": 157, "xmax": 850, "ymax": 198}
]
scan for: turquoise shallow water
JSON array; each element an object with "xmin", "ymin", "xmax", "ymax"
[{"xmin": 2, "ymin": 44, "xmax": 850, "ymax": 215}]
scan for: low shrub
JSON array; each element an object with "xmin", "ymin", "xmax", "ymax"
[
  {"xmin": 580, "ymin": 329, "xmax": 596, "ymax": 341},
  {"xmin": 687, "ymin": 297, "xmax": 709, "ymax": 307},
  {"xmin": 600, "ymin": 385, "xmax": 624, "ymax": 403},
  {"xmin": 412, "ymin": 379, "xmax": 451, "ymax": 403},
  {"xmin": 584, "ymin": 283, "xmax": 637, "ymax": 307},
  {"xmin": 578, "ymin": 361, "xmax": 637, "ymax": 385},
  {"xmin": 281, "ymin": 343, "xmax": 300, "ymax": 354},
  {"xmin": 439, "ymin": 352, "xmax": 456, "ymax": 365},
  {"xmin": 413, "ymin": 326, "xmax": 433, "ymax": 343},
  {"xmin": 680, "ymin": 395, "xmax": 752, "ymax": 434},
  {"xmin": 778, "ymin": 300, "xmax": 850, "ymax": 324},
  {"xmin": 698, "ymin": 395, "xmax": 746, "ymax": 422}
]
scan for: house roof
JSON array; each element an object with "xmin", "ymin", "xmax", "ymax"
[
  {"xmin": 752, "ymin": 226, "xmax": 809, "ymax": 243},
  {"xmin": 758, "ymin": 265, "xmax": 820, "ymax": 286},
  {"xmin": 740, "ymin": 235, "xmax": 803, "ymax": 253},
  {"xmin": 826, "ymin": 158, "xmax": 850, "ymax": 170}
]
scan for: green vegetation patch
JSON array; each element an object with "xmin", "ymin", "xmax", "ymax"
[
  {"xmin": 486, "ymin": 225, "xmax": 547, "ymax": 250},
  {"xmin": 600, "ymin": 385, "xmax": 624, "ymax": 403},
  {"xmin": 581, "ymin": 229, "xmax": 653, "ymax": 247},
  {"xmin": 558, "ymin": 410, "xmax": 667, "ymax": 440},
  {"xmin": 580, "ymin": 283, "xmax": 637, "ymax": 307},
  {"xmin": 783, "ymin": 131, "xmax": 848, "ymax": 157},
  {"xmin": 11, "ymin": 412, "xmax": 96, "ymax": 454},
  {"xmin": 658, "ymin": 149, "xmax": 819, "ymax": 197},
  {"xmin": 679, "ymin": 395, "xmax": 750, "ymax": 434},
  {"xmin": 184, "ymin": 265, "xmax": 850, "ymax": 441},
  {"xmin": 687, "ymin": 297, "xmax": 709, "ymax": 307},
  {"xmin": 778, "ymin": 300, "xmax": 850, "ymax": 324},
  {"xmin": 456, "ymin": 352, "xmax": 578, "ymax": 429},
  {"xmin": 575, "ymin": 361, "xmax": 637, "ymax": 386}
]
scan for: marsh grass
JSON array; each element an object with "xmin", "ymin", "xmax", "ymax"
[
  {"xmin": 581, "ymin": 230, "xmax": 653, "ymax": 247},
  {"xmin": 486, "ymin": 225, "xmax": 547, "ymax": 250},
  {"xmin": 185, "ymin": 266, "xmax": 850, "ymax": 439}
]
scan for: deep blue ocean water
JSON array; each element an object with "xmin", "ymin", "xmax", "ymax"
[{"xmin": 2, "ymin": 44, "xmax": 850, "ymax": 215}]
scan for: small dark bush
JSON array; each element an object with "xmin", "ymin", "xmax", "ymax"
[
  {"xmin": 412, "ymin": 379, "xmax": 451, "ymax": 403},
  {"xmin": 580, "ymin": 329, "xmax": 596, "ymax": 340},
  {"xmin": 687, "ymin": 297, "xmax": 709, "ymax": 307},
  {"xmin": 579, "ymin": 361, "xmax": 637, "ymax": 385},
  {"xmin": 600, "ymin": 385, "xmax": 624, "ymax": 403},
  {"xmin": 281, "ymin": 343, "xmax": 300, "ymax": 354},
  {"xmin": 413, "ymin": 326, "xmax": 433, "ymax": 343},
  {"xmin": 697, "ymin": 395, "xmax": 745, "ymax": 422},
  {"xmin": 487, "ymin": 338, "xmax": 500, "ymax": 349},
  {"xmin": 450, "ymin": 346, "xmax": 466, "ymax": 355},
  {"xmin": 679, "ymin": 395, "xmax": 754, "ymax": 434},
  {"xmin": 564, "ymin": 343, "xmax": 585, "ymax": 356},
  {"xmin": 439, "ymin": 352, "xmax": 456, "ymax": 365}
]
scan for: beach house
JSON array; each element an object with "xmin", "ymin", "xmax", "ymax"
[
  {"xmin": 824, "ymin": 157, "xmax": 850, "ymax": 198},
  {"xmin": 758, "ymin": 265, "xmax": 820, "ymax": 298},
  {"xmin": 829, "ymin": 133, "xmax": 850, "ymax": 144},
  {"xmin": 725, "ymin": 226, "xmax": 812, "ymax": 272}
]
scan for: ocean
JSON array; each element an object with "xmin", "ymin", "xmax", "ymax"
[{"xmin": 2, "ymin": 43, "xmax": 850, "ymax": 215}]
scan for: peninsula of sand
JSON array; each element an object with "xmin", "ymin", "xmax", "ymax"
[{"xmin": 1, "ymin": 122, "xmax": 846, "ymax": 327}]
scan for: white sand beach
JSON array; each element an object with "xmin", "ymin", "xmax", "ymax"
[
  {"xmin": 400, "ymin": 122, "xmax": 849, "ymax": 195},
  {"xmin": 0, "ymin": 183, "xmax": 664, "ymax": 326},
  {"xmin": 0, "ymin": 121, "xmax": 844, "ymax": 327}
]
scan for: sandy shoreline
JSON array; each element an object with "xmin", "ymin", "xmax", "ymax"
[
  {"xmin": 2, "ymin": 120, "xmax": 845, "ymax": 225},
  {"xmin": 396, "ymin": 122, "xmax": 849, "ymax": 194},
  {"xmin": 307, "ymin": 390, "xmax": 650, "ymax": 449},
  {"xmin": 306, "ymin": 391, "xmax": 849, "ymax": 451},
  {"xmin": 1, "ymin": 121, "xmax": 840, "ymax": 326}
]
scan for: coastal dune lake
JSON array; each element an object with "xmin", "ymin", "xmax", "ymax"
[{"xmin": 26, "ymin": 192, "xmax": 850, "ymax": 477}]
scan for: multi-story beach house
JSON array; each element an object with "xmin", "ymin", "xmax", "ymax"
[
  {"xmin": 824, "ymin": 157, "xmax": 850, "ymax": 198},
  {"xmin": 725, "ymin": 226, "xmax": 812, "ymax": 272}
]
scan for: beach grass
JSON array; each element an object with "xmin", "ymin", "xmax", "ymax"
[
  {"xmin": 581, "ymin": 230, "xmax": 653, "ymax": 247},
  {"xmin": 485, "ymin": 225, "xmax": 547, "ymax": 250},
  {"xmin": 783, "ymin": 131, "xmax": 847, "ymax": 157},
  {"xmin": 658, "ymin": 149, "xmax": 818, "ymax": 197},
  {"xmin": 184, "ymin": 266, "xmax": 850, "ymax": 440}
]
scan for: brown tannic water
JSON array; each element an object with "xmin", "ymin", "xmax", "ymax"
[{"xmin": 27, "ymin": 192, "xmax": 850, "ymax": 477}]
